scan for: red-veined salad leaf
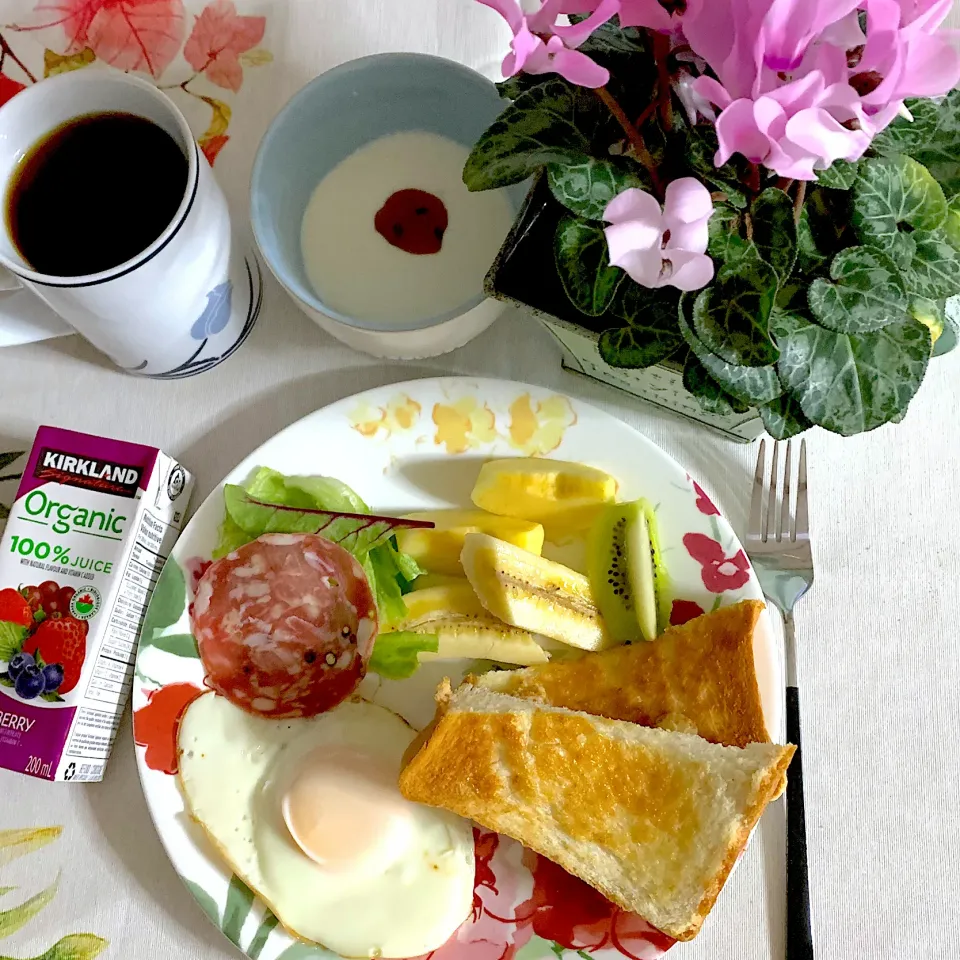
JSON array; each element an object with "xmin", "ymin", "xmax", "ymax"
[
  {"xmin": 221, "ymin": 486, "xmax": 433, "ymax": 556},
  {"xmin": 369, "ymin": 631, "xmax": 439, "ymax": 680}
]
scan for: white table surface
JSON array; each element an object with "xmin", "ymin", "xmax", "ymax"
[{"xmin": 2, "ymin": 3, "xmax": 960, "ymax": 959}]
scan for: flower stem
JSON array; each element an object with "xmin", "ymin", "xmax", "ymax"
[
  {"xmin": 653, "ymin": 33, "xmax": 673, "ymax": 132},
  {"xmin": 595, "ymin": 86, "xmax": 662, "ymax": 196},
  {"xmin": 793, "ymin": 180, "xmax": 807, "ymax": 223},
  {"xmin": 0, "ymin": 33, "xmax": 36, "ymax": 83},
  {"xmin": 745, "ymin": 163, "xmax": 761, "ymax": 196},
  {"xmin": 633, "ymin": 100, "xmax": 658, "ymax": 130}
]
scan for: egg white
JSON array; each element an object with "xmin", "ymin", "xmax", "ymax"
[{"xmin": 178, "ymin": 692, "xmax": 474, "ymax": 958}]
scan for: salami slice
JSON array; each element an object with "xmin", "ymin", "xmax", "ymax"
[{"xmin": 192, "ymin": 533, "xmax": 378, "ymax": 718}]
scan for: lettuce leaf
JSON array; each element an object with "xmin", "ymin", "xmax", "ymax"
[
  {"xmin": 213, "ymin": 511, "xmax": 252, "ymax": 559},
  {"xmin": 367, "ymin": 545, "xmax": 407, "ymax": 628},
  {"xmin": 392, "ymin": 543, "xmax": 424, "ymax": 584},
  {"xmin": 369, "ymin": 631, "xmax": 439, "ymax": 680},
  {"xmin": 285, "ymin": 475, "xmax": 368, "ymax": 513},
  {"xmin": 220, "ymin": 486, "xmax": 432, "ymax": 558}
]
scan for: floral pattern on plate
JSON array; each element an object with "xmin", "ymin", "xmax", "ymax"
[{"xmin": 130, "ymin": 377, "xmax": 779, "ymax": 960}]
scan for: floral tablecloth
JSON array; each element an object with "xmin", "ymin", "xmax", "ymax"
[
  {"xmin": 0, "ymin": 2, "xmax": 960, "ymax": 960},
  {"xmin": 0, "ymin": 0, "xmax": 272, "ymax": 172}
]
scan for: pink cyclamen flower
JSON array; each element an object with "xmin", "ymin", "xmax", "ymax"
[
  {"xmin": 682, "ymin": 0, "xmax": 861, "ymax": 100},
  {"xmin": 603, "ymin": 179, "xmax": 715, "ymax": 292},
  {"xmin": 703, "ymin": 68, "xmax": 873, "ymax": 180},
  {"xmin": 852, "ymin": 0, "xmax": 960, "ymax": 115},
  {"xmin": 477, "ymin": 0, "xmax": 620, "ymax": 88},
  {"xmin": 682, "ymin": 0, "xmax": 960, "ymax": 176}
]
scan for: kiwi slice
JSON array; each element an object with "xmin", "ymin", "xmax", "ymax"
[
  {"xmin": 588, "ymin": 500, "xmax": 659, "ymax": 642},
  {"xmin": 643, "ymin": 499, "xmax": 673, "ymax": 634}
]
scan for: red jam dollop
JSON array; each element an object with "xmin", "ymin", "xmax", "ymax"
[{"xmin": 374, "ymin": 189, "xmax": 448, "ymax": 255}]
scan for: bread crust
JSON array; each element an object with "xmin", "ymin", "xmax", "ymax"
[
  {"xmin": 400, "ymin": 685, "xmax": 794, "ymax": 941},
  {"xmin": 470, "ymin": 599, "xmax": 770, "ymax": 747}
]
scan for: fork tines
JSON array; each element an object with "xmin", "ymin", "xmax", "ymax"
[{"xmin": 749, "ymin": 438, "xmax": 809, "ymax": 544}]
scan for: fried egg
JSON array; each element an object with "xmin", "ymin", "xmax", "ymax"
[{"xmin": 178, "ymin": 692, "xmax": 474, "ymax": 958}]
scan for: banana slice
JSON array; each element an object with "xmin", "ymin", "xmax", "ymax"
[
  {"xmin": 387, "ymin": 583, "xmax": 549, "ymax": 666},
  {"xmin": 460, "ymin": 533, "xmax": 616, "ymax": 652}
]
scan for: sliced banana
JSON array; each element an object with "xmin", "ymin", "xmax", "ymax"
[
  {"xmin": 386, "ymin": 583, "xmax": 549, "ymax": 666},
  {"xmin": 460, "ymin": 532, "xmax": 615, "ymax": 652}
]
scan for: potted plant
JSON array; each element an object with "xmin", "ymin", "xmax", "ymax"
[{"xmin": 466, "ymin": 0, "xmax": 960, "ymax": 440}]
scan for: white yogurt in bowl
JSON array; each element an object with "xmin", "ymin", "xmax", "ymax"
[
  {"xmin": 301, "ymin": 131, "xmax": 514, "ymax": 328},
  {"xmin": 251, "ymin": 54, "xmax": 526, "ymax": 359}
]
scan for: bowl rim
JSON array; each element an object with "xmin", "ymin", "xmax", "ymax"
[{"xmin": 250, "ymin": 51, "xmax": 510, "ymax": 335}]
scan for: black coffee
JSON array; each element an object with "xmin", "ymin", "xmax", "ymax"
[{"xmin": 6, "ymin": 111, "xmax": 188, "ymax": 277}]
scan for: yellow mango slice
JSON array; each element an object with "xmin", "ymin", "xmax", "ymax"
[
  {"xmin": 471, "ymin": 458, "xmax": 618, "ymax": 524},
  {"xmin": 410, "ymin": 573, "xmax": 470, "ymax": 592},
  {"xmin": 397, "ymin": 509, "xmax": 544, "ymax": 576}
]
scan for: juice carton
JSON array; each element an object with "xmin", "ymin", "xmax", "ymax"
[{"xmin": 0, "ymin": 427, "xmax": 193, "ymax": 781}]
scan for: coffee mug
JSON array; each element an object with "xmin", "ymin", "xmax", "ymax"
[{"xmin": 0, "ymin": 70, "xmax": 262, "ymax": 378}]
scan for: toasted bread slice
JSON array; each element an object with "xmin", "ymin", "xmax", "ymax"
[
  {"xmin": 399, "ymin": 683, "xmax": 794, "ymax": 941},
  {"xmin": 470, "ymin": 599, "xmax": 769, "ymax": 747}
]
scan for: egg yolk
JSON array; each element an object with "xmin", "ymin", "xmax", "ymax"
[{"xmin": 281, "ymin": 747, "xmax": 411, "ymax": 867}]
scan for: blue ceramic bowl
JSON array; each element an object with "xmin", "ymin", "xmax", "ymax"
[{"xmin": 251, "ymin": 53, "xmax": 520, "ymax": 358}]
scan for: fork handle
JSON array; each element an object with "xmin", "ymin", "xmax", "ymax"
[{"xmin": 785, "ymin": 612, "xmax": 814, "ymax": 959}]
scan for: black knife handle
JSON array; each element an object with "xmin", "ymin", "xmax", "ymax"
[{"xmin": 786, "ymin": 684, "xmax": 813, "ymax": 960}]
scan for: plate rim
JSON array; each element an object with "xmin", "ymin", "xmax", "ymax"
[{"xmin": 132, "ymin": 374, "xmax": 781, "ymax": 960}]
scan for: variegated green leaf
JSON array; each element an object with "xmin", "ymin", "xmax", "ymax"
[
  {"xmin": 816, "ymin": 159, "xmax": 860, "ymax": 190},
  {"xmin": 907, "ymin": 229, "xmax": 960, "ymax": 299},
  {"xmin": 554, "ymin": 215, "xmax": 623, "ymax": 316},
  {"xmin": 751, "ymin": 188, "xmax": 797, "ymax": 281},
  {"xmin": 776, "ymin": 312, "xmax": 931, "ymax": 435},
  {"xmin": 682, "ymin": 355, "xmax": 751, "ymax": 416},
  {"xmin": 546, "ymin": 157, "xmax": 645, "ymax": 220},
  {"xmin": 853, "ymin": 155, "xmax": 948, "ymax": 252},
  {"xmin": 678, "ymin": 295, "xmax": 783, "ymax": 405},
  {"xmin": 691, "ymin": 249, "xmax": 780, "ymax": 366},
  {"xmin": 807, "ymin": 246, "xmax": 908, "ymax": 334},
  {"xmin": 758, "ymin": 394, "xmax": 813, "ymax": 439},
  {"xmin": 463, "ymin": 79, "xmax": 596, "ymax": 190}
]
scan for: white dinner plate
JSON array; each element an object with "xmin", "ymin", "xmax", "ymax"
[{"xmin": 132, "ymin": 376, "xmax": 780, "ymax": 960}]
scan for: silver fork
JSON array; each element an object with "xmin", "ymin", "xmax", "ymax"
[{"xmin": 746, "ymin": 438, "xmax": 815, "ymax": 960}]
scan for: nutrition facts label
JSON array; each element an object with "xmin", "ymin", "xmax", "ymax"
[
  {"xmin": 87, "ymin": 508, "xmax": 171, "ymax": 707},
  {"xmin": 60, "ymin": 506, "xmax": 176, "ymax": 770}
]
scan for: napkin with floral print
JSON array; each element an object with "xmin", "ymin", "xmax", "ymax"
[{"xmin": 0, "ymin": 0, "xmax": 271, "ymax": 166}]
